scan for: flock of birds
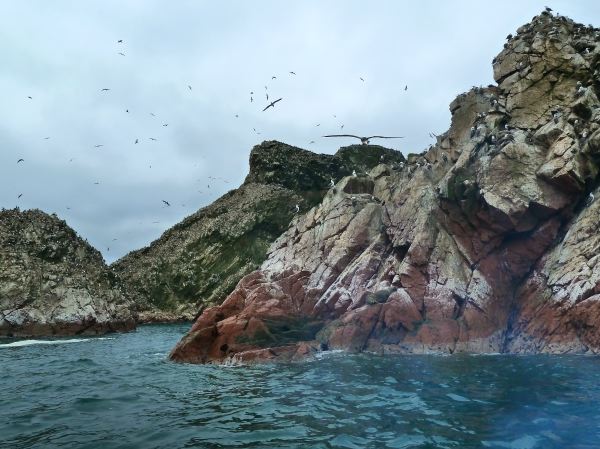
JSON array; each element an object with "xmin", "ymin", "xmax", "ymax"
[{"xmin": 12, "ymin": 37, "xmax": 410, "ymax": 256}]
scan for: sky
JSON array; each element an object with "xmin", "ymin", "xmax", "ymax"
[{"xmin": 2, "ymin": 0, "xmax": 599, "ymax": 264}]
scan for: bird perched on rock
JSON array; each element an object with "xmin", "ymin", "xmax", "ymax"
[
  {"xmin": 352, "ymin": 170, "xmax": 357, "ymax": 177},
  {"xmin": 330, "ymin": 179, "xmax": 335, "ymax": 188},
  {"xmin": 588, "ymin": 192, "xmax": 595, "ymax": 204},
  {"xmin": 323, "ymin": 134, "xmax": 404, "ymax": 145},
  {"xmin": 552, "ymin": 110, "xmax": 561, "ymax": 124},
  {"xmin": 295, "ymin": 204, "xmax": 300, "ymax": 213}
]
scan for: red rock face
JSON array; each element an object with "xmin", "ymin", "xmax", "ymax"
[{"xmin": 170, "ymin": 11, "xmax": 600, "ymax": 364}]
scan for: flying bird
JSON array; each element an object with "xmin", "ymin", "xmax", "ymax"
[
  {"xmin": 272, "ymin": 76, "xmax": 277, "ymax": 79},
  {"xmin": 323, "ymin": 134, "xmax": 404, "ymax": 145},
  {"xmin": 117, "ymin": 39, "xmax": 123, "ymax": 43},
  {"xmin": 162, "ymin": 200, "xmax": 171, "ymax": 206},
  {"xmin": 17, "ymin": 158, "xmax": 24, "ymax": 163},
  {"xmin": 289, "ymin": 71, "xmax": 296, "ymax": 75},
  {"xmin": 125, "ymin": 109, "xmax": 129, "ymax": 113},
  {"xmin": 149, "ymin": 137, "xmax": 157, "ymax": 141},
  {"xmin": 150, "ymin": 113, "xmax": 156, "ymax": 117},
  {"xmin": 94, "ymin": 144, "xmax": 103, "ymax": 148},
  {"xmin": 118, "ymin": 52, "xmax": 125, "ymax": 56},
  {"xmin": 27, "ymin": 96, "xmax": 32, "ymax": 99},
  {"xmin": 188, "ymin": 85, "xmax": 192, "ymax": 91},
  {"xmin": 134, "ymin": 139, "xmax": 139, "ymax": 144},
  {"xmin": 17, "ymin": 194, "xmax": 23, "ymax": 199},
  {"xmin": 43, "ymin": 137, "xmax": 50, "ymax": 139},
  {"xmin": 263, "ymin": 98, "xmax": 283, "ymax": 111},
  {"xmin": 404, "ymin": 85, "xmax": 408, "ymax": 91},
  {"xmin": 162, "ymin": 124, "xmax": 168, "ymax": 127},
  {"xmin": 100, "ymin": 88, "xmax": 110, "ymax": 91},
  {"xmin": 360, "ymin": 77, "xmax": 364, "ymax": 82}
]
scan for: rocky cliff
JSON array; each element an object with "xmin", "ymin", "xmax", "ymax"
[
  {"xmin": 112, "ymin": 141, "xmax": 404, "ymax": 321},
  {"xmin": 171, "ymin": 11, "xmax": 600, "ymax": 363},
  {"xmin": 0, "ymin": 209, "xmax": 135, "ymax": 337}
]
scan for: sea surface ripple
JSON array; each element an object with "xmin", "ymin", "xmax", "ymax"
[{"xmin": 2, "ymin": 324, "xmax": 600, "ymax": 449}]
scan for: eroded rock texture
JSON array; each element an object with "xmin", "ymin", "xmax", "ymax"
[
  {"xmin": 171, "ymin": 11, "xmax": 600, "ymax": 363},
  {"xmin": 0, "ymin": 209, "xmax": 135, "ymax": 337},
  {"xmin": 113, "ymin": 141, "xmax": 403, "ymax": 321}
]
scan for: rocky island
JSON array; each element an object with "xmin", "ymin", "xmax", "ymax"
[
  {"xmin": 0, "ymin": 209, "xmax": 135, "ymax": 337},
  {"xmin": 170, "ymin": 10, "xmax": 600, "ymax": 363}
]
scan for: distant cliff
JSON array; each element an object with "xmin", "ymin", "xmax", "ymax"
[
  {"xmin": 171, "ymin": 10, "xmax": 600, "ymax": 363},
  {"xmin": 112, "ymin": 141, "xmax": 404, "ymax": 321},
  {"xmin": 0, "ymin": 209, "xmax": 135, "ymax": 337}
]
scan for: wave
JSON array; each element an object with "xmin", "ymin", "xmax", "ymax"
[{"xmin": 0, "ymin": 337, "xmax": 113, "ymax": 348}]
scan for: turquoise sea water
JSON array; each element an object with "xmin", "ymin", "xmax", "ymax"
[{"xmin": 1, "ymin": 324, "xmax": 600, "ymax": 449}]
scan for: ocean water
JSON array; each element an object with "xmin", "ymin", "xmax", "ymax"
[{"xmin": 1, "ymin": 324, "xmax": 600, "ymax": 449}]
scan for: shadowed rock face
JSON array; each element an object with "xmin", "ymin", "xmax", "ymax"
[
  {"xmin": 0, "ymin": 209, "xmax": 135, "ymax": 337},
  {"xmin": 112, "ymin": 141, "xmax": 404, "ymax": 321},
  {"xmin": 171, "ymin": 11, "xmax": 600, "ymax": 363}
]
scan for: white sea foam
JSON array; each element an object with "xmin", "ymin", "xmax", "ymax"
[{"xmin": 0, "ymin": 337, "xmax": 112, "ymax": 348}]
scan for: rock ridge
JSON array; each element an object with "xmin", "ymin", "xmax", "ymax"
[{"xmin": 112, "ymin": 140, "xmax": 404, "ymax": 321}]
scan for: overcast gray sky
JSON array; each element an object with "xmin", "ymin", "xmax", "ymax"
[{"xmin": 1, "ymin": 1, "xmax": 599, "ymax": 263}]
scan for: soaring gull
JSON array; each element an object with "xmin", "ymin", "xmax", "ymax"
[{"xmin": 323, "ymin": 134, "xmax": 404, "ymax": 145}]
